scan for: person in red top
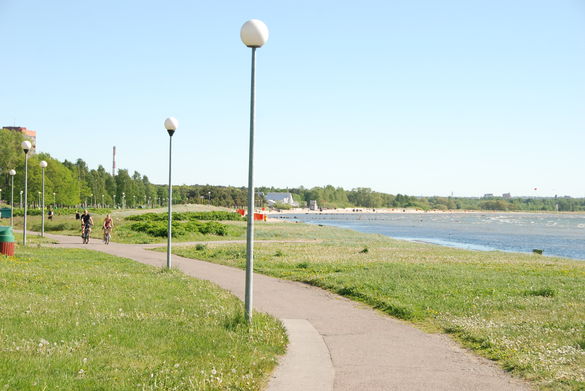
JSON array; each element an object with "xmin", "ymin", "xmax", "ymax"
[{"xmin": 102, "ymin": 214, "xmax": 114, "ymax": 244}]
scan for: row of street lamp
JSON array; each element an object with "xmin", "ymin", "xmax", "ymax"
[
  {"xmin": 163, "ymin": 20, "xmax": 268, "ymax": 322},
  {"xmin": 6, "ymin": 19, "xmax": 267, "ymax": 323}
]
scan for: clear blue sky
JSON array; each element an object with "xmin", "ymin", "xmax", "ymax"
[{"xmin": 1, "ymin": 0, "xmax": 584, "ymax": 197}]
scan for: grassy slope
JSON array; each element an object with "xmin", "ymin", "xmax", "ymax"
[
  {"xmin": 0, "ymin": 246, "xmax": 286, "ymax": 390},
  {"xmin": 165, "ymin": 221, "xmax": 585, "ymax": 391},
  {"xmin": 8, "ymin": 216, "xmax": 245, "ymax": 245}
]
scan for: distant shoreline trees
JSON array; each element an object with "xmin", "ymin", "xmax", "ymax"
[{"xmin": 2, "ymin": 128, "xmax": 584, "ymax": 212}]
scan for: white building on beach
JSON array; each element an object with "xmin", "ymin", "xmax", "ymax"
[{"xmin": 265, "ymin": 192, "xmax": 298, "ymax": 207}]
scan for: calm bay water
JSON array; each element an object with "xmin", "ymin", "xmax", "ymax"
[{"xmin": 274, "ymin": 212, "xmax": 585, "ymax": 261}]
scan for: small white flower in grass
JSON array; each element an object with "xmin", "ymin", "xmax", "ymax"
[
  {"xmin": 78, "ymin": 369, "xmax": 85, "ymax": 374},
  {"xmin": 174, "ymin": 363, "xmax": 180, "ymax": 368},
  {"xmin": 211, "ymin": 368, "xmax": 217, "ymax": 375},
  {"xmin": 82, "ymin": 358, "xmax": 88, "ymax": 363}
]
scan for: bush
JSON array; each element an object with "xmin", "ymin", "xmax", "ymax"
[
  {"xmin": 12, "ymin": 207, "xmax": 112, "ymax": 217},
  {"xmin": 130, "ymin": 221, "xmax": 185, "ymax": 238},
  {"xmin": 126, "ymin": 211, "xmax": 243, "ymax": 222},
  {"xmin": 525, "ymin": 288, "xmax": 555, "ymax": 297},
  {"xmin": 129, "ymin": 220, "xmax": 229, "ymax": 238}
]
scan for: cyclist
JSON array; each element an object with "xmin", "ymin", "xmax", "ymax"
[
  {"xmin": 102, "ymin": 214, "xmax": 114, "ymax": 244},
  {"xmin": 80, "ymin": 209, "xmax": 94, "ymax": 244}
]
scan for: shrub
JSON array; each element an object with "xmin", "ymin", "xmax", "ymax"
[
  {"xmin": 525, "ymin": 288, "xmax": 555, "ymax": 297},
  {"xmin": 129, "ymin": 220, "xmax": 229, "ymax": 238},
  {"xmin": 126, "ymin": 211, "xmax": 243, "ymax": 222},
  {"xmin": 11, "ymin": 207, "xmax": 112, "ymax": 217}
]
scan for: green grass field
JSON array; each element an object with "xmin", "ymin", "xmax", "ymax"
[
  {"xmin": 7, "ymin": 208, "xmax": 248, "ymax": 244},
  {"xmin": 0, "ymin": 246, "xmax": 287, "ymax": 390},
  {"xmin": 164, "ymin": 221, "xmax": 585, "ymax": 391}
]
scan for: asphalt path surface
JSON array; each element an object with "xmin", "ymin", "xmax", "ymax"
[{"xmin": 46, "ymin": 233, "xmax": 531, "ymax": 391}]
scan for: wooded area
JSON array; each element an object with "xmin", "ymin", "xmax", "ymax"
[{"xmin": 2, "ymin": 128, "xmax": 584, "ymax": 211}]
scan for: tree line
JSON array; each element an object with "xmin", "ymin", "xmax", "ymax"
[
  {"xmin": 3, "ymin": 127, "xmax": 584, "ymax": 212},
  {"xmin": 1, "ymin": 128, "xmax": 163, "ymax": 208}
]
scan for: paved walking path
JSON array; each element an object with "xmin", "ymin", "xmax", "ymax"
[{"xmin": 47, "ymin": 234, "xmax": 531, "ymax": 391}]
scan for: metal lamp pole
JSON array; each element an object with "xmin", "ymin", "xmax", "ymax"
[
  {"xmin": 21, "ymin": 141, "xmax": 32, "ymax": 246},
  {"xmin": 9, "ymin": 170, "xmax": 16, "ymax": 227},
  {"xmin": 40, "ymin": 161, "xmax": 48, "ymax": 237},
  {"xmin": 164, "ymin": 117, "xmax": 178, "ymax": 269},
  {"xmin": 241, "ymin": 19, "xmax": 269, "ymax": 322}
]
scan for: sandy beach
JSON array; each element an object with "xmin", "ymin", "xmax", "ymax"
[{"xmin": 265, "ymin": 207, "xmax": 478, "ymax": 215}]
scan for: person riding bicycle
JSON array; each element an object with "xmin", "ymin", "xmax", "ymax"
[
  {"xmin": 102, "ymin": 214, "xmax": 114, "ymax": 243},
  {"xmin": 80, "ymin": 210, "xmax": 94, "ymax": 243}
]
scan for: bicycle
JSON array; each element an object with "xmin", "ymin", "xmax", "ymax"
[
  {"xmin": 103, "ymin": 227, "xmax": 112, "ymax": 245},
  {"xmin": 82, "ymin": 224, "xmax": 92, "ymax": 244}
]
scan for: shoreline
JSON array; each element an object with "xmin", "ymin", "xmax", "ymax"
[{"xmin": 265, "ymin": 207, "xmax": 584, "ymax": 215}]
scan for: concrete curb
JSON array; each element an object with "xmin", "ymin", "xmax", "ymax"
[{"xmin": 267, "ymin": 319, "xmax": 334, "ymax": 391}]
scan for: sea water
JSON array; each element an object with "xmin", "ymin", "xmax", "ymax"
[{"xmin": 274, "ymin": 212, "xmax": 585, "ymax": 261}]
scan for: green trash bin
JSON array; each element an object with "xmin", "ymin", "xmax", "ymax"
[
  {"xmin": 0, "ymin": 208, "xmax": 11, "ymax": 219},
  {"xmin": 0, "ymin": 226, "xmax": 16, "ymax": 256}
]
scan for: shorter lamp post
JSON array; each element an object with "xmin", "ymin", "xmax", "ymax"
[
  {"xmin": 113, "ymin": 194, "xmax": 117, "ymax": 208},
  {"xmin": 122, "ymin": 192, "xmax": 125, "ymax": 209},
  {"xmin": 22, "ymin": 140, "xmax": 32, "ymax": 246},
  {"xmin": 20, "ymin": 191, "xmax": 23, "ymax": 209},
  {"xmin": 9, "ymin": 170, "xmax": 16, "ymax": 227},
  {"xmin": 53, "ymin": 192, "xmax": 56, "ymax": 206},
  {"xmin": 164, "ymin": 117, "xmax": 178, "ymax": 269},
  {"xmin": 101, "ymin": 194, "xmax": 104, "ymax": 207},
  {"xmin": 40, "ymin": 160, "xmax": 48, "ymax": 237}
]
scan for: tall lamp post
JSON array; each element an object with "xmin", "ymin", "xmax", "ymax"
[
  {"xmin": 40, "ymin": 160, "xmax": 48, "ymax": 237},
  {"xmin": 122, "ymin": 192, "xmax": 125, "ymax": 209},
  {"xmin": 164, "ymin": 117, "xmax": 178, "ymax": 269},
  {"xmin": 113, "ymin": 194, "xmax": 117, "ymax": 208},
  {"xmin": 241, "ymin": 19, "xmax": 269, "ymax": 322},
  {"xmin": 9, "ymin": 170, "xmax": 16, "ymax": 227},
  {"xmin": 21, "ymin": 140, "xmax": 32, "ymax": 246},
  {"xmin": 53, "ymin": 192, "xmax": 56, "ymax": 206}
]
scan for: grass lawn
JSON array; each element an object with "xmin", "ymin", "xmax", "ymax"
[
  {"xmin": 0, "ymin": 246, "xmax": 287, "ymax": 390},
  {"xmin": 163, "ymin": 221, "xmax": 585, "ymax": 391}
]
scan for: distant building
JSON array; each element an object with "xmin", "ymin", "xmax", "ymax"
[
  {"xmin": 483, "ymin": 193, "xmax": 494, "ymax": 199},
  {"xmin": 265, "ymin": 192, "xmax": 298, "ymax": 207},
  {"xmin": 4, "ymin": 126, "xmax": 37, "ymax": 153},
  {"xmin": 502, "ymin": 193, "xmax": 511, "ymax": 199},
  {"xmin": 309, "ymin": 200, "xmax": 318, "ymax": 211}
]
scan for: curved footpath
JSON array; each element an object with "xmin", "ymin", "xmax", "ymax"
[{"xmin": 47, "ymin": 233, "xmax": 531, "ymax": 391}]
